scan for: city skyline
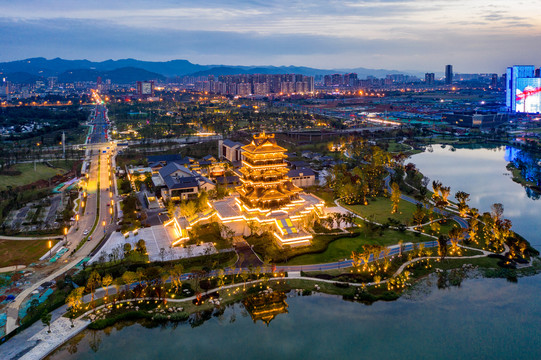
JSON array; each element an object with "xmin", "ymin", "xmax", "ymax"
[{"xmin": 1, "ymin": 0, "xmax": 540, "ymax": 73}]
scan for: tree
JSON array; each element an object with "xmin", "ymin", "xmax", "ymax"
[
  {"xmin": 102, "ymin": 274, "xmax": 113, "ymax": 298},
  {"xmin": 170, "ymin": 263, "xmax": 184, "ymax": 292},
  {"xmin": 412, "ymin": 204, "xmax": 425, "ymax": 230},
  {"xmin": 467, "ymin": 209, "xmax": 479, "ymax": 244},
  {"xmin": 437, "ymin": 235, "xmax": 448, "ymax": 261},
  {"xmin": 86, "ymin": 270, "xmax": 101, "ymax": 304},
  {"xmin": 491, "ymin": 203, "xmax": 504, "ymax": 222},
  {"xmin": 121, "ymin": 271, "xmax": 137, "ymax": 294},
  {"xmin": 240, "ymin": 269, "xmax": 249, "ymax": 290},
  {"xmin": 113, "ymin": 278, "xmax": 124, "ymax": 301},
  {"xmin": 123, "ymin": 243, "xmax": 132, "ymax": 257},
  {"xmin": 448, "ymin": 227, "xmax": 465, "ymax": 256},
  {"xmin": 494, "ymin": 218, "xmax": 512, "ymax": 252},
  {"xmin": 247, "ymin": 220, "xmax": 260, "ymax": 236},
  {"xmin": 390, "ymin": 182, "xmax": 401, "ymax": 214},
  {"xmin": 222, "ymin": 225, "xmax": 235, "ymax": 247},
  {"xmin": 41, "ymin": 310, "xmax": 52, "ymax": 333},
  {"xmin": 428, "ymin": 209, "xmax": 440, "ymax": 235},
  {"xmin": 27, "ymin": 298, "xmax": 40, "ymax": 317},
  {"xmin": 159, "ymin": 247, "xmax": 166, "ymax": 262},
  {"xmin": 166, "ymin": 200, "xmax": 176, "ymax": 218},
  {"xmin": 439, "ymin": 186, "xmax": 451, "ymax": 205},
  {"xmin": 66, "ymin": 287, "xmax": 85, "ymax": 327},
  {"xmin": 136, "ymin": 239, "xmax": 147, "ymax": 255},
  {"xmin": 179, "ymin": 200, "xmax": 197, "ymax": 218},
  {"xmin": 455, "ymin": 191, "xmax": 470, "ymax": 217},
  {"xmin": 432, "ymin": 181, "xmax": 442, "ymax": 202}
]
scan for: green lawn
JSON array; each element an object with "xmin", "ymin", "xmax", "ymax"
[
  {"xmin": 188, "ymin": 222, "xmax": 231, "ymax": 250},
  {"xmin": 0, "ymin": 163, "xmax": 67, "ymax": 190},
  {"xmin": 284, "ymin": 228, "xmax": 429, "ymax": 265},
  {"xmin": 0, "ymin": 239, "xmax": 59, "ymax": 267},
  {"xmin": 387, "ymin": 141, "xmax": 411, "ymax": 153},
  {"xmin": 420, "ymin": 219, "xmax": 460, "ymax": 236},
  {"xmin": 342, "ymin": 197, "xmax": 419, "ymax": 225}
]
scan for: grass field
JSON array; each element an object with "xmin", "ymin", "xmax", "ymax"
[
  {"xmin": 285, "ymin": 228, "xmax": 429, "ymax": 265},
  {"xmin": 0, "ymin": 163, "xmax": 67, "ymax": 191},
  {"xmin": 343, "ymin": 197, "xmax": 419, "ymax": 225},
  {"xmin": 0, "ymin": 239, "xmax": 60, "ymax": 267},
  {"xmin": 421, "ymin": 219, "xmax": 460, "ymax": 236}
]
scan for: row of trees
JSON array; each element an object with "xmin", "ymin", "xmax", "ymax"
[{"xmin": 67, "ymin": 262, "xmax": 187, "ymax": 320}]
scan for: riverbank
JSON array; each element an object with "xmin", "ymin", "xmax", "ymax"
[{"xmin": 506, "ymin": 163, "xmax": 541, "ymax": 194}]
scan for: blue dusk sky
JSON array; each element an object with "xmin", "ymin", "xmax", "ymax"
[{"xmin": 1, "ymin": 0, "xmax": 540, "ymax": 72}]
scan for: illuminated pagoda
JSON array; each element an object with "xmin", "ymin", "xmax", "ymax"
[
  {"xmin": 237, "ymin": 132, "xmax": 302, "ymax": 210},
  {"xmin": 166, "ymin": 132, "xmax": 327, "ymax": 248}
]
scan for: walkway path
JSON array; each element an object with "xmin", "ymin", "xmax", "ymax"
[
  {"xmin": 0, "ymin": 265, "xmax": 26, "ymax": 273},
  {"xmin": 0, "ymin": 245, "xmax": 495, "ymax": 360}
]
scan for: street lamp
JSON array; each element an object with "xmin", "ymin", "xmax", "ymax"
[
  {"xmin": 103, "ymin": 220, "xmax": 106, "ymax": 234},
  {"xmin": 64, "ymin": 227, "xmax": 68, "ymax": 243}
]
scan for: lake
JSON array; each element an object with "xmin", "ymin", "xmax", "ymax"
[{"xmin": 48, "ymin": 145, "xmax": 541, "ymax": 360}]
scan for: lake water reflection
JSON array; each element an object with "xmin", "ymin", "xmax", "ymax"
[
  {"xmin": 48, "ymin": 274, "xmax": 541, "ymax": 360},
  {"xmin": 410, "ymin": 145, "xmax": 541, "ymax": 247}
]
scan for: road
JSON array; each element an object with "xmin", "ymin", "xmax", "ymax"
[{"xmin": 4, "ymin": 102, "xmax": 116, "ymax": 336}]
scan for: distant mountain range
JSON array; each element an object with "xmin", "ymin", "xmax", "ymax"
[{"xmin": 0, "ymin": 57, "xmax": 422, "ymax": 84}]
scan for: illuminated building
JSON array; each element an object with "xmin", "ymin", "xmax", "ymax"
[
  {"xmin": 165, "ymin": 133, "xmax": 327, "ymax": 247},
  {"xmin": 237, "ymin": 133, "xmax": 302, "ymax": 210},
  {"xmin": 506, "ymin": 65, "xmax": 541, "ymax": 113},
  {"xmin": 136, "ymin": 80, "xmax": 155, "ymax": 98}
]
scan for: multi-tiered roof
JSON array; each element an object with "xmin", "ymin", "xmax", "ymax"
[{"xmin": 238, "ymin": 133, "xmax": 302, "ymax": 210}]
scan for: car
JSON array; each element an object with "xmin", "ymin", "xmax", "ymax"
[{"xmin": 83, "ymin": 229, "xmax": 90, "ymax": 235}]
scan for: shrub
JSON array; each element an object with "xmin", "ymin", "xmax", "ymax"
[
  {"xmin": 333, "ymin": 282, "xmax": 350, "ymax": 289},
  {"xmin": 88, "ymin": 311, "xmax": 153, "ymax": 330},
  {"xmin": 152, "ymin": 312, "xmax": 189, "ymax": 322}
]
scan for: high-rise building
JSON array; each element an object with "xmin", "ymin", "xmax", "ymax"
[
  {"xmin": 323, "ymin": 75, "xmax": 332, "ymax": 87},
  {"xmin": 445, "ymin": 65, "xmax": 453, "ymax": 85},
  {"xmin": 136, "ymin": 81, "xmax": 155, "ymax": 98},
  {"xmin": 506, "ymin": 65, "xmax": 541, "ymax": 113},
  {"xmin": 491, "ymin": 74, "xmax": 498, "ymax": 88},
  {"xmin": 344, "ymin": 73, "xmax": 358, "ymax": 87},
  {"xmin": 96, "ymin": 76, "xmax": 102, "ymax": 91},
  {"xmin": 331, "ymin": 74, "xmax": 343, "ymax": 86},
  {"xmin": 47, "ymin": 76, "xmax": 57, "ymax": 89},
  {"xmin": 0, "ymin": 78, "xmax": 9, "ymax": 98},
  {"xmin": 425, "ymin": 73, "xmax": 435, "ymax": 85}
]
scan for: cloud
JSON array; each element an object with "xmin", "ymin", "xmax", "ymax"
[{"xmin": 0, "ymin": 1, "xmax": 540, "ymax": 72}]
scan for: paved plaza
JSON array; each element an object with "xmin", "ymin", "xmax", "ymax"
[{"xmin": 88, "ymin": 225, "xmax": 218, "ymax": 263}]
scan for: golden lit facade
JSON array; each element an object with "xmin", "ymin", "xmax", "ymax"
[
  {"xmin": 238, "ymin": 133, "xmax": 302, "ymax": 210},
  {"xmin": 166, "ymin": 133, "xmax": 328, "ymax": 248}
]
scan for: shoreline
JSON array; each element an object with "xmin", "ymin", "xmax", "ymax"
[
  {"xmin": 39, "ymin": 253, "xmax": 541, "ymax": 359},
  {"xmin": 506, "ymin": 163, "xmax": 541, "ymax": 194}
]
